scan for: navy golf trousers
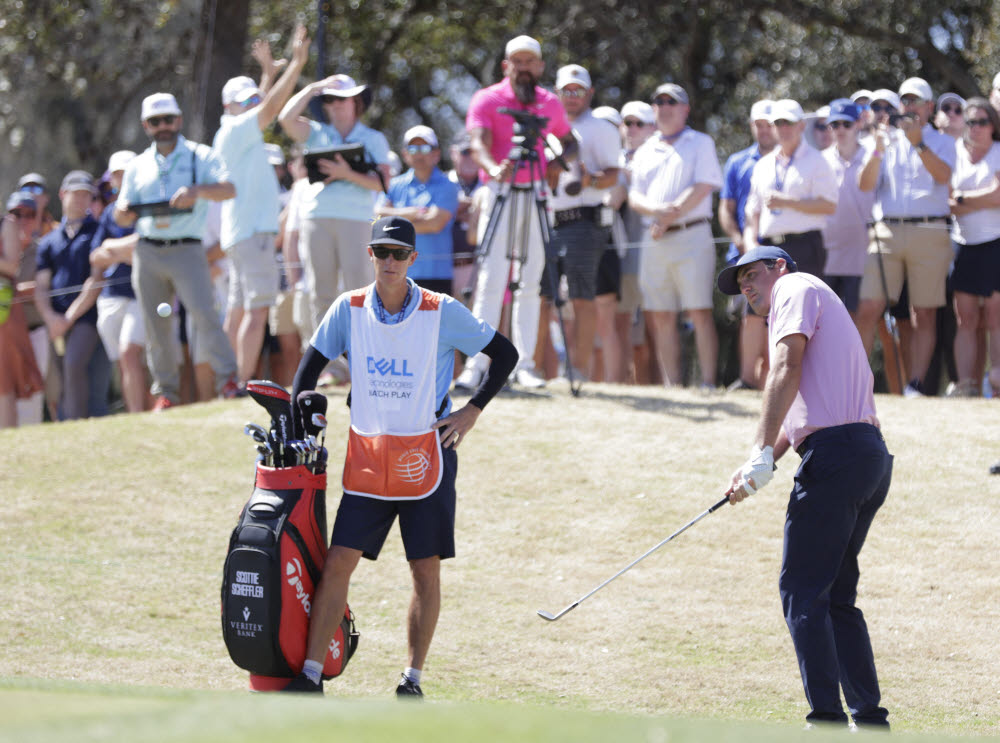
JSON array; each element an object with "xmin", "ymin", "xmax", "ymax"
[{"xmin": 781, "ymin": 422, "xmax": 892, "ymax": 728}]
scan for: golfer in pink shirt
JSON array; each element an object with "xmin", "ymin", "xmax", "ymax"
[{"xmin": 717, "ymin": 245, "xmax": 893, "ymax": 731}]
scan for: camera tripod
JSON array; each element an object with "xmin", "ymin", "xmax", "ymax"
[{"xmin": 464, "ymin": 114, "xmax": 582, "ymax": 396}]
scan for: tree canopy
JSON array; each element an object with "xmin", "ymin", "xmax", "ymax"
[{"xmin": 2, "ymin": 0, "xmax": 998, "ymax": 189}]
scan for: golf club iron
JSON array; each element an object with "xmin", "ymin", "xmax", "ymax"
[{"xmin": 537, "ymin": 496, "xmax": 731, "ymax": 622}]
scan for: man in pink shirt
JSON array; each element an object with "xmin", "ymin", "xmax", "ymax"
[
  {"xmin": 455, "ymin": 35, "xmax": 574, "ymax": 391},
  {"xmin": 717, "ymin": 246, "xmax": 893, "ymax": 731}
]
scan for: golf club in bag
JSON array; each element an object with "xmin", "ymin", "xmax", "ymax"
[
  {"xmin": 537, "ymin": 496, "xmax": 730, "ymax": 621},
  {"xmin": 222, "ymin": 384, "xmax": 358, "ymax": 691}
]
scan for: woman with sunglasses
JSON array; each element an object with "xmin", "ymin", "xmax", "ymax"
[
  {"xmin": 947, "ymin": 98, "xmax": 1000, "ymax": 396},
  {"xmin": 0, "ymin": 193, "xmax": 45, "ymax": 427},
  {"xmin": 279, "ymin": 73, "xmax": 392, "ymax": 343},
  {"xmin": 934, "ymin": 92, "xmax": 967, "ymax": 139}
]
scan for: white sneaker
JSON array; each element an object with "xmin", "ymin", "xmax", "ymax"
[
  {"xmin": 453, "ymin": 367, "xmax": 483, "ymax": 392},
  {"xmin": 513, "ymin": 367, "xmax": 547, "ymax": 389},
  {"xmin": 902, "ymin": 383, "xmax": 924, "ymax": 398}
]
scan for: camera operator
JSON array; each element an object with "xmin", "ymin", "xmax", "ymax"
[
  {"xmin": 455, "ymin": 35, "xmax": 576, "ymax": 391},
  {"xmin": 856, "ymin": 77, "xmax": 956, "ymax": 397}
]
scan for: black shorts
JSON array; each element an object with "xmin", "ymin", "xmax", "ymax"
[
  {"xmin": 331, "ymin": 445, "xmax": 458, "ymax": 561},
  {"xmin": 824, "ymin": 275, "xmax": 862, "ymax": 313},
  {"xmin": 595, "ymin": 248, "xmax": 621, "ymax": 298},
  {"xmin": 540, "ymin": 219, "xmax": 607, "ymax": 300},
  {"xmin": 951, "ymin": 237, "xmax": 1000, "ymax": 297}
]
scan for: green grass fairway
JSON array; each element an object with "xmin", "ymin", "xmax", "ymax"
[{"xmin": 1, "ymin": 382, "xmax": 998, "ymax": 739}]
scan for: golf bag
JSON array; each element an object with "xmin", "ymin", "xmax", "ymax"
[{"xmin": 222, "ymin": 463, "xmax": 359, "ymax": 689}]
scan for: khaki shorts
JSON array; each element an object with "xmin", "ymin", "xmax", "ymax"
[
  {"xmin": 269, "ymin": 289, "xmax": 297, "ymax": 337},
  {"xmin": 860, "ymin": 221, "xmax": 952, "ymax": 308},
  {"xmin": 226, "ymin": 233, "xmax": 279, "ymax": 311},
  {"xmin": 617, "ymin": 272, "xmax": 642, "ymax": 316},
  {"xmin": 638, "ymin": 222, "xmax": 715, "ymax": 312}
]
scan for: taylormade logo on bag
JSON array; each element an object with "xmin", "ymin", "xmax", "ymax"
[
  {"xmin": 286, "ymin": 558, "xmax": 311, "ymax": 615},
  {"xmin": 231, "ymin": 570, "xmax": 264, "ymax": 597},
  {"xmin": 329, "ymin": 637, "xmax": 342, "ymax": 659}
]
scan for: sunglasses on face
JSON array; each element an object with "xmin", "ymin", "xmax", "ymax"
[
  {"xmin": 652, "ymin": 97, "xmax": 680, "ymax": 106},
  {"xmin": 623, "ymin": 119, "xmax": 646, "ymax": 128},
  {"xmin": 870, "ymin": 103, "xmax": 894, "ymax": 113},
  {"xmin": 813, "ymin": 122, "xmax": 829, "ymax": 131},
  {"xmin": 966, "ymin": 118, "xmax": 992, "ymax": 128},
  {"xmin": 19, "ymin": 184, "xmax": 45, "ymax": 195},
  {"xmin": 941, "ymin": 104, "xmax": 963, "ymax": 115},
  {"xmin": 241, "ymin": 94, "xmax": 262, "ymax": 107},
  {"xmin": 829, "ymin": 120, "xmax": 854, "ymax": 129},
  {"xmin": 405, "ymin": 144, "xmax": 435, "ymax": 155},
  {"xmin": 146, "ymin": 115, "xmax": 177, "ymax": 127},
  {"xmin": 900, "ymin": 96, "xmax": 924, "ymax": 106},
  {"xmin": 371, "ymin": 246, "xmax": 413, "ymax": 261},
  {"xmin": 320, "ymin": 95, "xmax": 349, "ymax": 105},
  {"xmin": 559, "ymin": 89, "xmax": 588, "ymax": 99}
]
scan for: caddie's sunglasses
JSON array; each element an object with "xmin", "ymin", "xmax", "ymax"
[
  {"xmin": 829, "ymin": 120, "xmax": 854, "ymax": 129},
  {"xmin": 371, "ymin": 246, "xmax": 413, "ymax": 261},
  {"xmin": 966, "ymin": 118, "xmax": 992, "ymax": 128},
  {"xmin": 147, "ymin": 115, "xmax": 178, "ymax": 127},
  {"xmin": 941, "ymin": 104, "xmax": 963, "ymax": 115},
  {"xmin": 405, "ymin": 144, "xmax": 435, "ymax": 154},
  {"xmin": 652, "ymin": 97, "xmax": 680, "ymax": 106}
]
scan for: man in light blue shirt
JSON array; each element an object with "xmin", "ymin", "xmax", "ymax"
[
  {"xmin": 115, "ymin": 92, "xmax": 238, "ymax": 409},
  {"xmin": 212, "ymin": 25, "xmax": 309, "ymax": 389},
  {"xmin": 375, "ymin": 125, "xmax": 460, "ymax": 296}
]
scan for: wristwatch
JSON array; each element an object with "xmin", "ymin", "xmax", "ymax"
[
  {"xmin": 915, "ymin": 141, "xmax": 928, "ymax": 153},
  {"xmin": 955, "ymin": 192, "xmax": 966, "ymax": 205}
]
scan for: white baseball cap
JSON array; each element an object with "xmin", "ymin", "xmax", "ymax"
[
  {"xmin": 556, "ymin": 64, "xmax": 592, "ymax": 91},
  {"xmin": 505, "ymin": 35, "xmax": 542, "ymax": 59},
  {"xmin": 749, "ymin": 99, "xmax": 774, "ymax": 122},
  {"xmin": 107, "ymin": 150, "xmax": 136, "ymax": 174},
  {"xmin": 870, "ymin": 89, "xmax": 902, "ymax": 110},
  {"xmin": 898, "ymin": 77, "xmax": 933, "ymax": 101},
  {"xmin": 222, "ymin": 76, "xmax": 260, "ymax": 105},
  {"xmin": 403, "ymin": 125, "xmax": 438, "ymax": 147},
  {"xmin": 850, "ymin": 89, "xmax": 874, "ymax": 102},
  {"xmin": 592, "ymin": 106, "xmax": 623, "ymax": 127},
  {"xmin": 769, "ymin": 99, "xmax": 805, "ymax": 123},
  {"xmin": 620, "ymin": 101, "xmax": 655, "ymax": 125},
  {"xmin": 321, "ymin": 74, "xmax": 368, "ymax": 98},
  {"xmin": 141, "ymin": 93, "xmax": 181, "ymax": 121}
]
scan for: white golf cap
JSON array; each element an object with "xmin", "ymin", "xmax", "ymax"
[
  {"xmin": 107, "ymin": 150, "xmax": 136, "ymax": 174},
  {"xmin": 814, "ymin": 105, "xmax": 830, "ymax": 118},
  {"xmin": 870, "ymin": 88, "xmax": 901, "ymax": 110},
  {"xmin": 749, "ymin": 99, "xmax": 774, "ymax": 121},
  {"xmin": 621, "ymin": 101, "xmax": 655, "ymax": 124},
  {"xmin": 321, "ymin": 74, "xmax": 367, "ymax": 98},
  {"xmin": 221, "ymin": 75, "xmax": 260, "ymax": 105},
  {"xmin": 263, "ymin": 143, "xmax": 284, "ymax": 166},
  {"xmin": 505, "ymin": 35, "xmax": 541, "ymax": 59},
  {"xmin": 141, "ymin": 92, "xmax": 181, "ymax": 121},
  {"xmin": 403, "ymin": 125, "xmax": 438, "ymax": 147},
  {"xmin": 769, "ymin": 99, "xmax": 805, "ymax": 123},
  {"xmin": 556, "ymin": 64, "xmax": 592, "ymax": 91},
  {"xmin": 898, "ymin": 77, "xmax": 933, "ymax": 101},
  {"xmin": 850, "ymin": 89, "xmax": 874, "ymax": 102},
  {"xmin": 653, "ymin": 82, "xmax": 689, "ymax": 105},
  {"xmin": 592, "ymin": 105, "xmax": 623, "ymax": 127},
  {"xmin": 937, "ymin": 92, "xmax": 966, "ymax": 109}
]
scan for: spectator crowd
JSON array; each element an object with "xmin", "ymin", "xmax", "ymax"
[{"xmin": 4, "ymin": 29, "xmax": 1000, "ymax": 427}]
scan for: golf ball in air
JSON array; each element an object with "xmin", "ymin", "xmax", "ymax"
[{"xmin": 157, "ymin": 302, "xmax": 172, "ymax": 318}]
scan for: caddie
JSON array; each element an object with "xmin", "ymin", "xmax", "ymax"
[
  {"xmin": 286, "ymin": 216, "xmax": 518, "ymax": 697},
  {"xmin": 717, "ymin": 246, "xmax": 893, "ymax": 730}
]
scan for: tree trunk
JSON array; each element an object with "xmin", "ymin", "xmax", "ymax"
[{"xmin": 188, "ymin": 0, "xmax": 251, "ymax": 144}]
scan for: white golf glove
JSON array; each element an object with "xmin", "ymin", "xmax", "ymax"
[{"xmin": 740, "ymin": 445, "xmax": 774, "ymax": 495}]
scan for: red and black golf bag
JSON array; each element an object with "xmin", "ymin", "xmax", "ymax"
[{"xmin": 222, "ymin": 463, "xmax": 359, "ymax": 690}]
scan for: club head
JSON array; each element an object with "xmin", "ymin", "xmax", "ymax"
[{"xmin": 537, "ymin": 610, "xmax": 558, "ymax": 621}]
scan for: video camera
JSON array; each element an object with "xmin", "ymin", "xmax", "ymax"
[{"xmin": 499, "ymin": 107, "xmax": 549, "ymax": 160}]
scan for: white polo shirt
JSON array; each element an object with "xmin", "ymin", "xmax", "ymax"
[
  {"xmin": 746, "ymin": 139, "xmax": 838, "ymax": 238},
  {"xmin": 629, "ymin": 127, "xmax": 722, "ymax": 223},
  {"xmin": 951, "ymin": 140, "xmax": 1000, "ymax": 245},
  {"xmin": 872, "ymin": 124, "xmax": 956, "ymax": 220},
  {"xmin": 549, "ymin": 109, "xmax": 624, "ymax": 211}
]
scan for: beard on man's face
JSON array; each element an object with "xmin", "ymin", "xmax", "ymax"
[{"xmin": 513, "ymin": 71, "xmax": 537, "ymax": 104}]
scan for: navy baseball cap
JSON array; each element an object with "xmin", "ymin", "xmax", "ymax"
[
  {"xmin": 827, "ymin": 98, "xmax": 860, "ymax": 124},
  {"xmin": 369, "ymin": 216, "xmax": 416, "ymax": 249},
  {"xmin": 717, "ymin": 246, "xmax": 797, "ymax": 296}
]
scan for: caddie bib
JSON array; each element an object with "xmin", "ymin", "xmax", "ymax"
[{"xmin": 342, "ymin": 285, "xmax": 444, "ymax": 500}]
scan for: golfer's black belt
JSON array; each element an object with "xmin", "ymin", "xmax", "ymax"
[
  {"xmin": 795, "ymin": 421, "xmax": 884, "ymax": 457},
  {"xmin": 143, "ymin": 237, "xmax": 202, "ymax": 247},
  {"xmin": 662, "ymin": 216, "xmax": 711, "ymax": 234},
  {"xmin": 553, "ymin": 205, "xmax": 600, "ymax": 227},
  {"xmin": 761, "ymin": 228, "xmax": 820, "ymax": 246},
  {"xmin": 877, "ymin": 216, "xmax": 951, "ymax": 225}
]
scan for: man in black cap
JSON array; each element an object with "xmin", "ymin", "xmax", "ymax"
[
  {"xmin": 286, "ymin": 216, "xmax": 517, "ymax": 698},
  {"xmin": 717, "ymin": 246, "xmax": 892, "ymax": 731}
]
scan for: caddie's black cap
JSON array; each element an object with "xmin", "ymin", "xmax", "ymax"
[
  {"xmin": 716, "ymin": 246, "xmax": 797, "ymax": 296},
  {"xmin": 369, "ymin": 216, "xmax": 416, "ymax": 249}
]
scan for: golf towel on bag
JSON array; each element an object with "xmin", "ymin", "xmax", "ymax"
[{"xmin": 222, "ymin": 463, "xmax": 359, "ymax": 684}]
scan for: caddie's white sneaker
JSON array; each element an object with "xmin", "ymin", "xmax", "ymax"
[{"xmin": 513, "ymin": 367, "xmax": 547, "ymax": 388}]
